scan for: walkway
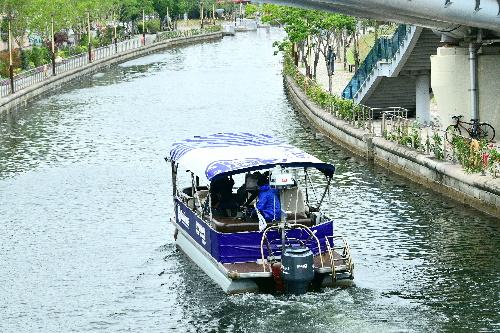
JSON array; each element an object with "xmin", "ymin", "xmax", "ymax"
[{"xmin": 298, "ymin": 57, "xmax": 354, "ymax": 97}]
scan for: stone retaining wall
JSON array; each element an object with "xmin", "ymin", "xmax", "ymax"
[
  {"xmin": 0, "ymin": 32, "xmax": 223, "ymax": 114},
  {"xmin": 284, "ymin": 74, "xmax": 500, "ymax": 217}
]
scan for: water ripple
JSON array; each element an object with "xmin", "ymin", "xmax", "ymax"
[{"xmin": 0, "ymin": 28, "xmax": 498, "ymax": 332}]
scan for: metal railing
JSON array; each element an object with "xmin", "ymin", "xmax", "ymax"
[
  {"xmin": 342, "ymin": 25, "xmax": 410, "ymax": 100},
  {"xmin": 329, "ymin": 102, "xmax": 374, "ymax": 133},
  {"xmin": 381, "ymin": 112, "xmax": 500, "ymax": 177},
  {"xmin": 0, "ymin": 27, "xmax": 220, "ymax": 98}
]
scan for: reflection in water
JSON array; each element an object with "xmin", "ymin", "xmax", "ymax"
[{"xmin": 0, "ymin": 28, "xmax": 498, "ymax": 332}]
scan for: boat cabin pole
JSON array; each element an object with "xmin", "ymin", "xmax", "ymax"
[{"xmin": 171, "ymin": 161, "xmax": 178, "ymax": 204}]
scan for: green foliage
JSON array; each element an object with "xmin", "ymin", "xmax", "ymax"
[
  {"xmin": 485, "ymin": 146, "xmax": 500, "ymax": 178},
  {"xmin": 245, "ymin": 4, "xmax": 258, "ymax": 18},
  {"xmin": 137, "ymin": 20, "xmax": 161, "ymax": 34},
  {"xmin": 19, "ymin": 46, "xmax": 51, "ymax": 69},
  {"xmin": 79, "ymin": 33, "xmax": 100, "ymax": 48},
  {"xmin": 449, "ymin": 135, "xmax": 485, "ymax": 174},
  {"xmin": 283, "ymin": 52, "xmax": 358, "ymax": 122},
  {"xmin": 0, "ymin": 49, "xmax": 22, "ymax": 77},
  {"xmin": 333, "ymin": 99, "xmax": 355, "ymax": 121},
  {"xmin": 444, "ymin": 122, "xmax": 500, "ymax": 175},
  {"xmin": 262, "ymin": 4, "xmax": 355, "ymax": 56},
  {"xmin": 137, "ymin": 22, "xmax": 146, "ymax": 34},
  {"xmin": 400, "ymin": 127, "xmax": 420, "ymax": 149},
  {"xmin": 429, "ymin": 133, "xmax": 444, "ymax": 159}
]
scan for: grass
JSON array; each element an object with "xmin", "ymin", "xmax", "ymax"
[{"xmin": 346, "ymin": 32, "xmax": 375, "ymax": 65}]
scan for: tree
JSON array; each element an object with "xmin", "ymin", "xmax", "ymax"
[
  {"xmin": 312, "ymin": 13, "xmax": 355, "ymax": 92},
  {"xmin": 262, "ymin": 5, "xmax": 355, "ymax": 92}
]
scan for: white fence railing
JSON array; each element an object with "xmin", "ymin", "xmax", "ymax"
[{"xmin": 0, "ymin": 28, "xmax": 220, "ymax": 98}]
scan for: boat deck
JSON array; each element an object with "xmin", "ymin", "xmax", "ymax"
[{"xmin": 222, "ymin": 252, "xmax": 346, "ymax": 275}]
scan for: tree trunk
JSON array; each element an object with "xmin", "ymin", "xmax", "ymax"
[
  {"xmin": 353, "ymin": 31, "xmax": 359, "ymax": 71},
  {"xmin": 335, "ymin": 34, "xmax": 342, "ymax": 65},
  {"xmin": 313, "ymin": 49, "xmax": 320, "ymax": 78},
  {"xmin": 343, "ymin": 31, "xmax": 349, "ymax": 70}
]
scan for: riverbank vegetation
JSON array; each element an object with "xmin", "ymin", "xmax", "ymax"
[
  {"xmin": 271, "ymin": 4, "xmax": 500, "ymax": 177},
  {"xmin": 0, "ymin": 0, "xmax": 229, "ymax": 76}
]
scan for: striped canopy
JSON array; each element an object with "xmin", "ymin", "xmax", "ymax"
[{"xmin": 169, "ymin": 133, "xmax": 335, "ymax": 183}]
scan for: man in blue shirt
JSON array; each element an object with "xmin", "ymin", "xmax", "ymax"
[{"xmin": 251, "ymin": 177, "xmax": 281, "ymax": 222}]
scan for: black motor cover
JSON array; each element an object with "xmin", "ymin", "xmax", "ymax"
[{"xmin": 281, "ymin": 246, "xmax": 314, "ymax": 295}]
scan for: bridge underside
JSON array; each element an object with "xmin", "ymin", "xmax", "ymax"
[{"xmin": 266, "ymin": 0, "xmax": 500, "ymax": 39}]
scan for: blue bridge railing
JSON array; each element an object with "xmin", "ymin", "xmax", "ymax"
[{"xmin": 342, "ymin": 25, "xmax": 410, "ymax": 100}]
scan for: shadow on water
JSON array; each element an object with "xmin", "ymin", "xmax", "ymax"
[{"xmin": 0, "ymin": 28, "xmax": 498, "ymax": 332}]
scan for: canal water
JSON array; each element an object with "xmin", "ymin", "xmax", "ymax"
[{"xmin": 0, "ymin": 28, "xmax": 499, "ymax": 332}]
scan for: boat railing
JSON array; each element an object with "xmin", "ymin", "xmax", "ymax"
[
  {"xmin": 325, "ymin": 235, "xmax": 354, "ymax": 281},
  {"xmin": 259, "ymin": 223, "xmax": 324, "ymax": 271}
]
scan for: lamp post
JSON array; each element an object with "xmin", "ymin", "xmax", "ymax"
[
  {"xmin": 51, "ymin": 15, "xmax": 56, "ymax": 76},
  {"xmin": 166, "ymin": 7, "xmax": 169, "ymax": 30},
  {"xmin": 7, "ymin": 17, "xmax": 14, "ymax": 94},
  {"xmin": 200, "ymin": 2, "xmax": 204, "ymax": 29},
  {"xmin": 113, "ymin": 12, "xmax": 117, "ymax": 53},
  {"xmin": 87, "ymin": 12, "xmax": 92, "ymax": 63},
  {"xmin": 142, "ymin": 8, "xmax": 145, "ymax": 42}
]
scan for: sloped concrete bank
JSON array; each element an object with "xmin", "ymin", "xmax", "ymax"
[
  {"xmin": 284, "ymin": 74, "xmax": 500, "ymax": 217},
  {"xmin": 0, "ymin": 32, "xmax": 222, "ymax": 114}
]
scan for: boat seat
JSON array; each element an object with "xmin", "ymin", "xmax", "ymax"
[{"xmin": 213, "ymin": 215, "xmax": 312, "ymax": 233}]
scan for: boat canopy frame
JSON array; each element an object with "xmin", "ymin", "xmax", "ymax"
[{"xmin": 167, "ymin": 133, "xmax": 335, "ymax": 185}]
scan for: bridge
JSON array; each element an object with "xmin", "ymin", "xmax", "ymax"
[
  {"xmin": 269, "ymin": 0, "xmax": 500, "ymax": 38},
  {"xmin": 269, "ymin": 0, "xmax": 500, "ymax": 131}
]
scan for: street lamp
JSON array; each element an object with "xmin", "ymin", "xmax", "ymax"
[
  {"xmin": 142, "ymin": 8, "xmax": 145, "ymax": 42},
  {"xmin": 87, "ymin": 12, "xmax": 92, "ymax": 63},
  {"xmin": 51, "ymin": 14, "xmax": 56, "ymax": 76},
  {"xmin": 6, "ymin": 16, "xmax": 14, "ymax": 94},
  {"xmin": 200, "ymin": 2, "xmax": 204, "ymax": 29},
  {"xmin": 166, "ymin": 7, "xmax": 169, "ymax": 30},
  {"xmin": 113, "ymin": 12, "xmax": 118, "ymax": 53}
]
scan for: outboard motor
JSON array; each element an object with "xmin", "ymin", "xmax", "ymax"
[{"xmin": 281, "ymin": 246, "xmax": 314, "ymax": 295}]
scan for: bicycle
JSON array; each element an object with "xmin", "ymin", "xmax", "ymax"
[{"xmin": 445, "ymin": 115, "xmax": 496, "ymax": 143}]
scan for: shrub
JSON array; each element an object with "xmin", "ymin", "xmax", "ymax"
[{"xmin": 0, "ymin": 49, "xmax": 22, "ymax": 77}]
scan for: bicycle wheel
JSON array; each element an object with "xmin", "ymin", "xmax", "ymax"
[
  {"xmin": 445, "ymin": 125, "xmax": 461, "ymax": 144},
  {"xmin": 476, "ymin": 123, "xmax": 495, "ymax": 142}
]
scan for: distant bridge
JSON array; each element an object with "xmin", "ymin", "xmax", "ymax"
[{"xmin": 266, "ymin": 0, "xmax": 500, "ymax": 38}]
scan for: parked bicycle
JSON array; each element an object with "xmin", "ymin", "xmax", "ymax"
[{"xmin": 445, "ymin": 115, "xmax": 496, "ymax": 143}]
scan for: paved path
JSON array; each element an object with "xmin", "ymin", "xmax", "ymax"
[{"xmin": 298, "ymin": 56, "xmax": 354, "ymax": 96}]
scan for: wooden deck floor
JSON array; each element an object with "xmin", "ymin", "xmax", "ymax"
[{"xmin": 222, "ymin": 252, "xmax": 345, "ymax": 274}]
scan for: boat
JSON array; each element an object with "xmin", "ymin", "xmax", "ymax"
[{"xmin": 166, "ymin": 133, "xmax": 354, "ymax": 294}]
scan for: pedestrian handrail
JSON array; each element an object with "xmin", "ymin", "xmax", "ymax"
[
  {"xmin": 342, "ymin": 25, "xmax": 410, "ymax": 100},
  {"xmin": 0, "ymin": 27, "xmax": 221, "ymax": 98}
]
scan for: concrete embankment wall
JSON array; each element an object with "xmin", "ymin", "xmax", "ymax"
[
  {"xmin": 0, "ymin": 32, "xmax": 223, "ymax": 114},
  {"xmin": 284, "ymin": 75, "xmax": 500, "ymax": 217}
]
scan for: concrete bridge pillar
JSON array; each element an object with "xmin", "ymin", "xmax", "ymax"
[
  {"xmin": 431, "ymin": 45, "xmax": 500, "ymax": 131},
  {"xmin": 415, "ymin": 73, "xmax": 430, "ymax": 125}
]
